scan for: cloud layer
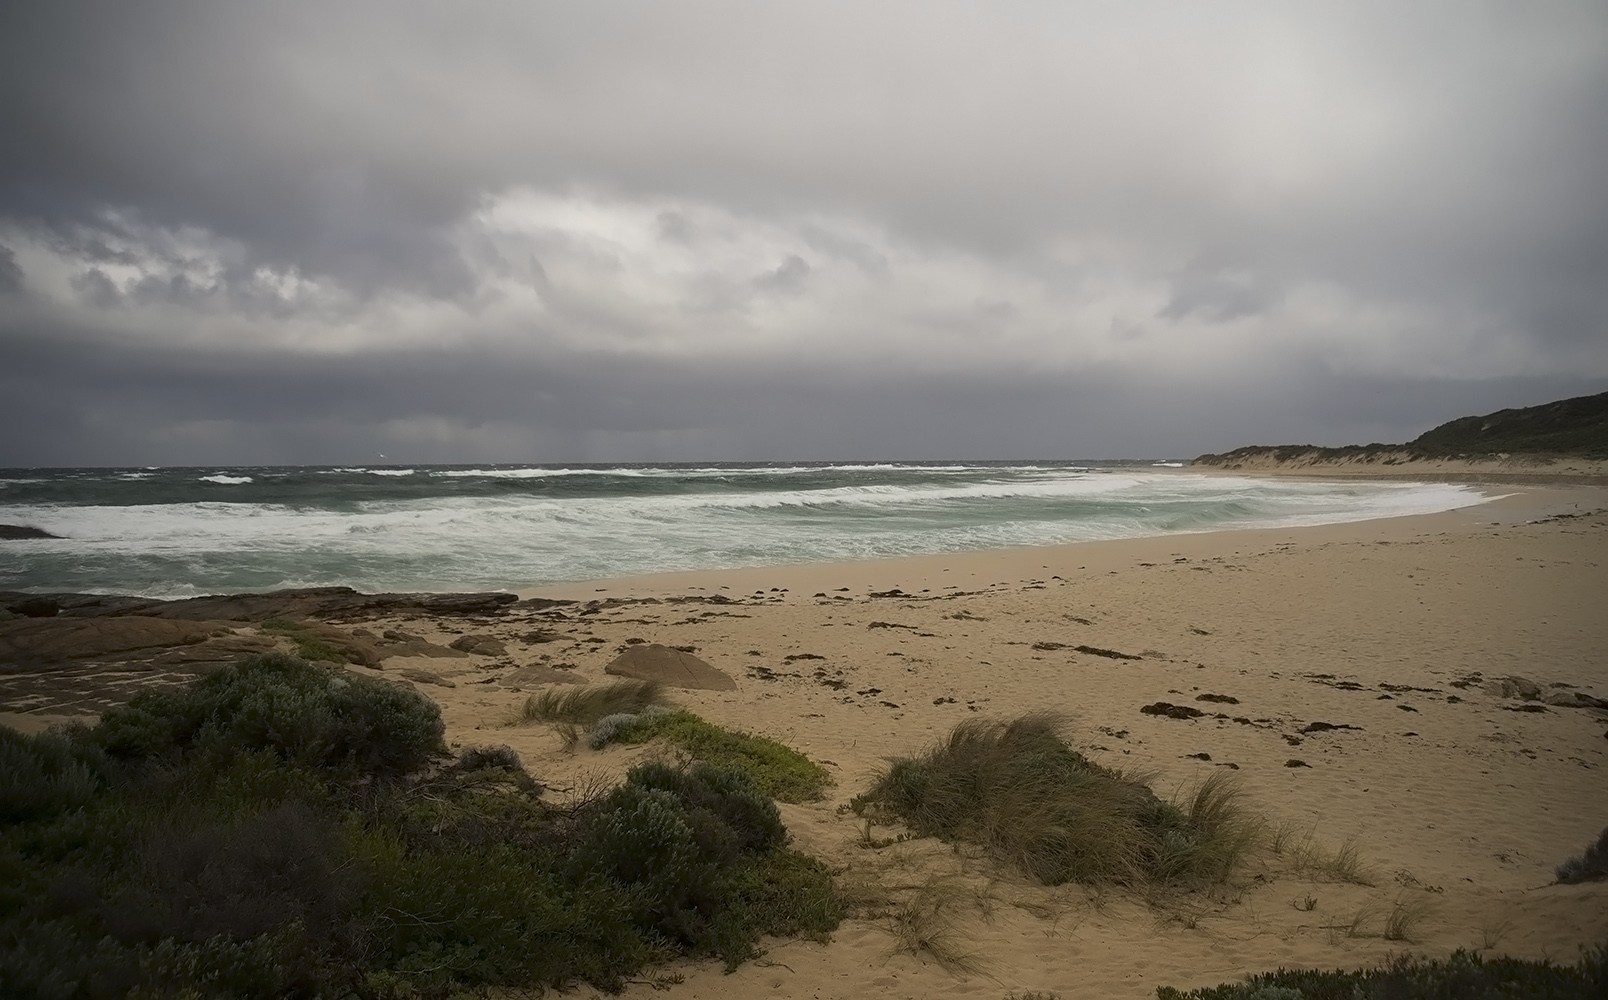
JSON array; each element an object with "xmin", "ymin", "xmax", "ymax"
[{"xmin": 3, "ymin": 1, "xmax": 1605, "ymax": 464}]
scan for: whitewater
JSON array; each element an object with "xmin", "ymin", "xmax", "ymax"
[{"xmin": 0, "ymin": 463, "xmax": 1487, "ymax": 598}]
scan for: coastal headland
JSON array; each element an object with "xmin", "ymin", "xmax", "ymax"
[{"xmin": 4, "ymin": 476, "xmax": 1606, "ymax": 998}]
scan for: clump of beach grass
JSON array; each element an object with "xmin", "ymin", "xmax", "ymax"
[
  {"xmin": 588, "ymin": 708, "xmax": 834, "ymax": 803},
  {"xmin": 854, "ymin": 713, "xmax": 1258, "ymax": 889},
  {"xmin": 511, "ymin": 678, "xmax": 669, "ymax": 726}
]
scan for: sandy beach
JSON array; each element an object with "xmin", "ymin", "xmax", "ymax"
[
  {"xmin": 5, "ymin": 477, "xmax": 1605, "ymax": 998},
  {"xmin": 316, "ymin": 479, "xmax": 1607, "ymax": 998}
]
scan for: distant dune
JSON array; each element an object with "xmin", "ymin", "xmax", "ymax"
[{"xmin": 1194, "ymin": 391, "xmax": 1608, "ymax": 481}]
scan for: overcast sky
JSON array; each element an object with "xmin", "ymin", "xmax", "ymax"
[{"xmin": 2, "ymin": 1, "xmax": 1605, "ymax": 465}]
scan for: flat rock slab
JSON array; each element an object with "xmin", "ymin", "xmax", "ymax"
[
  {"xmin": 604, "ymin": 643, "xmax": 736, "ymax": 690},
  {"xmin": 0, "ymin": 617, "xmax": 270, "ymax": 669},
  {"xmin": 0, "ymin": 586, "xmax": 517, "ymax": 622}
]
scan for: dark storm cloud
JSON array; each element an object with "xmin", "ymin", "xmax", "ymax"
[{"xmin": 1, "ymin": 1, "xmax": 1605, "ymax": 464}]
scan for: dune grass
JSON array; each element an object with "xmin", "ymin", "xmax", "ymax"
[
  {"xmin": 512, "ymin": 679, "xmax": 670, "ymax": 725},
  {"xmin": 854, "ymin": 713, "xmax": 1258, "ymax": 889},
  {"xmin": 1268, "ymin": 821, "xmax": 1376, "ymax": 885},
  {"xmin": 886, "ymin": 875, "xmax": 990, "ymax": 977},
  {"xmin": 604, "ymin": 709, "xmax": 834, "ymax": 804}
]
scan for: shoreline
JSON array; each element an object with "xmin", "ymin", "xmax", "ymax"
[{"xmin": 512, "ymin": 481, "xmax": 1603, "ymax": 604}]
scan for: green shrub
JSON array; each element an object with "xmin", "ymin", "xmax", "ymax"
[
  {"xmin": 92, "ymin": 652, "xmax": 445, "ymax": 778},
  {"xmin": 858, "ymin": 713, "xmax": 1255, "ymax": 887},
  {"xmin": 260, "ymin": 616, "xmax": 348, "ymax": 663},
  {"xmin": 1156, "ymin": 945, "xmax": 1608, "ymax": 999},
  {"xmin": 0, "ymin": 725, "xmax": 109, "ymax": 822},
  {"xmin": 603, "ymin": 709, "xmax": 834, "ymax": 803}
]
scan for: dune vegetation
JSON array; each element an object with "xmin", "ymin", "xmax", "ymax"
[
  {"xmin": 0, "ymin": 654, "xmax": 839, "ymax": 998},
  {"xmin": 852, "ymin": 713, "xmax": 1259, "ymax": 889}
]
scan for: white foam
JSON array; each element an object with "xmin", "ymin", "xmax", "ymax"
[
  {"xmin": 198, "ymin": 474, "xmax": 252, "ymax": 484},
  {"xmin": 1, "ymin": 469, "xmax": 1492, "ymax": 597}
]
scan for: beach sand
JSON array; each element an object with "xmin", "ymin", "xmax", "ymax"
[
  {"xmin": 317, "ymin": 480, "xmax": 1608, "ymax": 998},
  {"xmin": 6, "ymin": 479, "xmax": 1604, "ymax": 998}
]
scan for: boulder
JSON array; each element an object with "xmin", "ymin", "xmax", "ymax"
[{"xmin": 604, "ymin": 643, "xmax": 736, "ymax": 691}]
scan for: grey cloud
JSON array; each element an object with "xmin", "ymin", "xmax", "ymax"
[
  {"xmin": 1, "ymin": 1, "xmax": 1606, "ymax": 463},
  {"xmin": 757, "ymin": 255, "xmax": 811, "ymax": 292},
  {"xmin": 0, "ymin": 246, "xmax": 22, "ymax": 294}
]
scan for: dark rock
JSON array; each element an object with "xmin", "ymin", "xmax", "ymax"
[
  {"xmin": 1195, "ymin": 693, "xmax": 1239, "ymax": 704},
  {"xmin": 1076, "ymin": 645, "xmax": 1142, "ymax": 660},
  {"xmin": 8, "ymin": 598, "xmax": 60, "ymax": 618},
  {"xmin": 0, "ymin": 587, "xmax": 520, "ymax": 622},
  {"xmin": 1140, "ymin": 702, "xmax": 1204, "ymax": 720},
  {"xmin": 0, "ymin": 524, "xmax": 62, "ymax": 540},
  {"xmin": 1285, "ymin": 759, "xmax": 1311, "ymax": 768},
  {"xmin": 1301, "ymin": 721, "xmax": 1363, "ymax": 734},
  {"xmin": 1184, "ymin": 752, "xmax": 1212, "ymax": 761}
]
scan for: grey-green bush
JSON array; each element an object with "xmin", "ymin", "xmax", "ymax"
[{"xmin": 92, "ymin": 652, "xmax": 445, "ymax": 778}]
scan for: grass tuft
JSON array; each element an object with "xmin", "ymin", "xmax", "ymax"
[
  {"xmin": 856, "ymin": 714, "xmax": 1257, "ymax": 888},
  {"xmin": 512, "ymin": 679, "xmax": 669, "ymax": 725},
  {"xmin": 887, "ymin": 875, "xmax": 990, "ymax": 977},
  {"xmin": 1383, "ymin": 892, "xmax": 1434, "ymax": 942}
]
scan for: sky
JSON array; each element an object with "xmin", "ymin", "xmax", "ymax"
[{"xmin": 2, "ymin": 1, "xmax": 1606, "ymax": 466}]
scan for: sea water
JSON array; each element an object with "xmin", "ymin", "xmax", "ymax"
[{"xmin": 0, "ymin": 463, "xmax": 1485, "ymax": 598}]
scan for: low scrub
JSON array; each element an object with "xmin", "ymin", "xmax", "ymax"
[
  {"xmin": 0, "ymin": 655, "xmax": 839, "ymax": 998},
  {"xmin": 854, "ymin": 713, "xmax": 1257, "ymax": 887},
  {"xmin": 587, "ymin": 708, "xmax": 834, "ymax": 803},
  {"xmin": 514, "ymin": 678, "xmax": 669, "ymax": 725},
  {"xmin": 1156, "ymin": 946, "xmax": 1608, "ymax": 999}
]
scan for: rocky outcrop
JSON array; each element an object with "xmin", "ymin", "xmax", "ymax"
[
  {"xmin": 0, "ymin": 524, "xmax": 62, "ymax": 540},
  {"xmin": 0, "ymin": 586, "xmax": 518, "ymax": 622},
  {"xmin": 0, "ymin": 617, "xmax": 276, "ymax": 670}
]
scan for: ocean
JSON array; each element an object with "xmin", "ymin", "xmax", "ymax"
[{"xmin": 0, "ymin": 463, "xmax": 1487, "ymax": 599}]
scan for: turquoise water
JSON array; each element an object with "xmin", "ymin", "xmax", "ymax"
[{"xmin": 0, "ymin": 463, "xmax": 1485, "ymax": 598}]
